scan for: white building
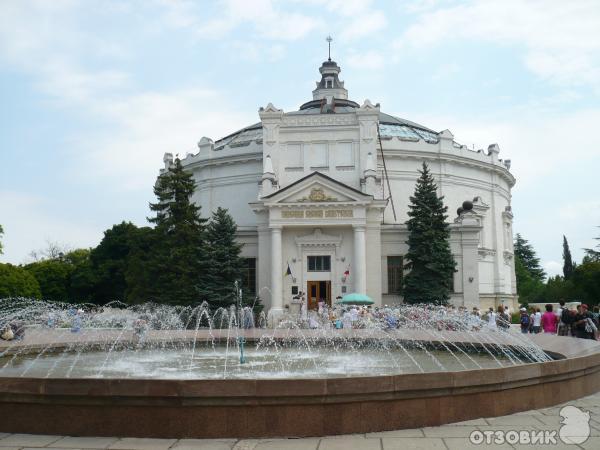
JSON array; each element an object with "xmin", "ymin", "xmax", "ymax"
[{"xmin": 161, "ymin": 57, "xmax": 517, "ymax": 315}]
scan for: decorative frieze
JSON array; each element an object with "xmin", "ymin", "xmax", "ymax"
[{"xmin": 283, "ymin": 115, "xmax": 357, "ymax": 127}]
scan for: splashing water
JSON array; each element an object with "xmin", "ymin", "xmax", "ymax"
[{"xmin": 0, "ymin": 298, "xmax": 552, "ymax": 380}]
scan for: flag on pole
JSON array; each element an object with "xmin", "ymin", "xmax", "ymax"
[{"xmin": 344, "ymin": 265, "xmax": 350, "ymax": 277}]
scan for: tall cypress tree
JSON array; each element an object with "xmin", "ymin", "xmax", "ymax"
[
  {"xmin": 562, "ymin": 235, "xmax": 575, "ymax": 279},
  {"xmin": 514, "ymin": 234, "xmax": 546, "ymax": 282},
  {"xmin": 144, "ymin": 157, "xmax": 208, "ymax": 305},
  {"xmin": 403, "ymin": 163, "xmax": 456, "ymax": 304},
  {"xmin": 199, "ymin": 207, "xmax": 245, "ymax": 309}
]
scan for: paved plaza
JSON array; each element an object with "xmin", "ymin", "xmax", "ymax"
[{"xmin": 1, "ymin": 392, "xmax": 598, "ymax": 449}]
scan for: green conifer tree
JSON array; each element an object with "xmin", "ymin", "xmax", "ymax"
[
  {"xmin": 403, "ymin": 163, "xmax": 456, "ymax": 304},
  {"xmin": 199, "ymin": 207, "xmax": 245, "ymax": 309},
  {"xmin": 144, "ymin": 157, "xmax": 208, "ymax": 305},
  {"xmin": 562, "ymin": 235, "xmax": 575, "ymax": 279},
  {"xmin": 514, "ymin": 233, "xmax": 546, "ymax": 282},
  {"xmin": 514, "ymin": 255, "xmax": 544, "ymax": 303}
]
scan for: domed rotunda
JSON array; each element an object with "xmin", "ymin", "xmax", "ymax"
[{"xmin": 160, "ymin": 56, "xmax": 517, "ymax": 316}]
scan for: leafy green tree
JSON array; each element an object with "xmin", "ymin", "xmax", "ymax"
[
  {"xmin": 86, "ymin": 222, "xmax": 145, "ymax": 304},
  {"xmin": 142, "ymin": 157, "xmax": 208, "ymax": 305},
  {"xmin": 571, "ymin": 262, "xmax": 600, "ymax": 306},
  {"xmin": 24, "ymin": 259, "xmax": 72, "ymax": 301},
  {"xmin": 403, "ymin": 163, "xmax": 456, "ymax": 304},
  {"xmin": 562, "ymin": 235, "xmax": 575, "ymax": 279},
  {"xmin": 24, "ymin": 249, "xmax": 91, "ymax": 302},
  {"xmin": 199, "ymin": 207, "xmax": 245, "ymax": 309},
  {"xmin": 540, "ymin": 275, "xmax": 573, "ymax": 303},
  {"xmin": 0, "ymin": 224, "xmax": 4, "ymax": 255},
  {"xmin": 0, "ymin": 263, "xmax": 41, "ymax": 298},
  {"xmin": 514, "ymin": 234, "xmax": 546, "ymax": 282},
  {"xmin": 124, "ymin": 226, "xmax": 157, "ymax": 304}
]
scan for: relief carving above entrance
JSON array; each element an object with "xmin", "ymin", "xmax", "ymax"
[{"xmin": 297, "ymin": 187, "xmax": 338, "ymax": 202}]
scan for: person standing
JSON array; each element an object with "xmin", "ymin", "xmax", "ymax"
[
  {"xmin": 541, "ymin": 304, "xmax": 559, "ymax": 334},
  {"xmin": 573, "ymin": 304, "xmax": 595, "ymax": 339},
  {"xmin": 486, "ymin": 307, "xmax": 497, "ymax": 330},
  {"xmin": 519, "ymin": 308, "xmax": 531, "ymax": 334},
  {"xmin": 557, "ymin": 300, "xmax": 569, "ymax": 336},
  {"xmin": 531, "ymin": 308, "xmax": 542, "ymax": 334},
  {"xmin": 350, "ymin": 306, "xmax": 359, "ymax": 328},
  {"xmin": 300, "ymin": 292, "xmax": 308, "ymax": 323},
  {"xmin": 497, "ymin": 305, "xmax": 511, "ymax": 332}
]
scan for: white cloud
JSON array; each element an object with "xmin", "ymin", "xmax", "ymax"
[
  {"xmin": 558, "ymin": 201, "xmax": 600, "ymax": 222},
  {"xmin": 159, "ymin": 0, "xmax": 324, "ymax": 41},
  {"xmin": 338, "ymin": 10, "xmax": 387, "ymax": 41},
  {"xmin": 346, "ymin": 50, "xmax": 385, "ymax": 70},
  {"xmin": 326, "ymin": 0, "xmax": 375, "ymax": 17},
  {"xmin": 0, "ymin": 1, "xmax": 256, "ymax": 192},
  {"xmin": 230, "ymin": 41, "xmax": 286, "ymax": 63},
  {"xmin": 431, "ymin": 62, "xmax": 461, "ymax": 80},
  {"xmin": 416, "ymin": 108, "xmax": 600, "ymax": 189},
  {"xmin": 74, "ymin": 89, "xmax": 254, "ymax": 191},
  {"xmin": 544, "ymin": 260, "xmax": 562, "ymax": 278},
  {"xmin": 395, "ymin": 0, "xmax": 600, "ymax": 92}
]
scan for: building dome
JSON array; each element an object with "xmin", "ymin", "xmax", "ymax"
[
  {"xmin": 174, "ymin": 55, "xmax": 517, "ymax": 315},
  {"xmin": 211, "ymin": 58, "xmax": 441, "ymax": 151}
]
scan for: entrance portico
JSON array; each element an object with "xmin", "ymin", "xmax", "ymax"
[{"xmin": 251, "ymin": 172, "xmax": 387, "ymax": 319}]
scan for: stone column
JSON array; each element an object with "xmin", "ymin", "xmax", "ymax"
[
  {"xmin": 457, "ymin": 216, "xmax": 481, "ymax": 309},
  {"xmin": 353, "ymin": 225, "xmax": 367, "ymax": 294},
  {"xmin": 270, "ymin": 226, "xmax": 283, "ymax": 311}
]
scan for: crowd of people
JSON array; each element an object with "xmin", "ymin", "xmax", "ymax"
[
  {"xmin": 289, "ymin": 298, "xmax": 600, "ymax": 341},
  {"xmin": 519, "ymin": 301, "xmax": 599, "ymax": 339},
  {"xmin": 291, "ymin": 297, "xmax": 516, "ymax": 333}
]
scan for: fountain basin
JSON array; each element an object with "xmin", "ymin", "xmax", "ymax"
[{"xmin": 1, "ymin": 331, "xmax": 599, "ymax": 438}]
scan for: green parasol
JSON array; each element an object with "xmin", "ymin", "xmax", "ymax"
[{"xmin": 337, "ymin": 293, "xmax": 374, "ymax": 305}]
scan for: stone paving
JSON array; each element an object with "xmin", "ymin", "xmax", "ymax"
[{"xmin": 1, "ymin": 392, "xmax": 599, "ymax": 449}]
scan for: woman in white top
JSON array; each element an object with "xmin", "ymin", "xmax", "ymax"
[
  {"xmin": 486, "ymin": 307, "xmax": 497, "ymax": 330},
  {"xmin": 531, "ymin": 308, "xmax": 542, "ymax": 333}
]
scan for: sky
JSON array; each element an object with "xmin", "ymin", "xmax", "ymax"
[{"xmin": 1, "ymin": 0, "xmax": 599, "ymax": 278}]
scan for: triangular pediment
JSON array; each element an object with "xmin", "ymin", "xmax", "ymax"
[{"xmin": 262, "ymin": 172, "xmax": 372, "ymax": 205}]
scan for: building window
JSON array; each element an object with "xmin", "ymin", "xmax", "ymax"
[
  {"xmin": 387, "ymin": 256, "xmax": 403, "ymax": 294},
  {"xmin": 309, "ymin": 142, "xmax": 328, "ymax": 169},
  {"xmin": 241, "ymin": 258, "xmax": 256, "ymax": 296},
  {"xmin": 307, "ymin": 255, "xmax": 331, "ymax": 272}
]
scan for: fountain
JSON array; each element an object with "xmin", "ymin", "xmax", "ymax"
[{"xmin": 0, "ymin": 297, "xmax": 599, "ymax": 438}]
